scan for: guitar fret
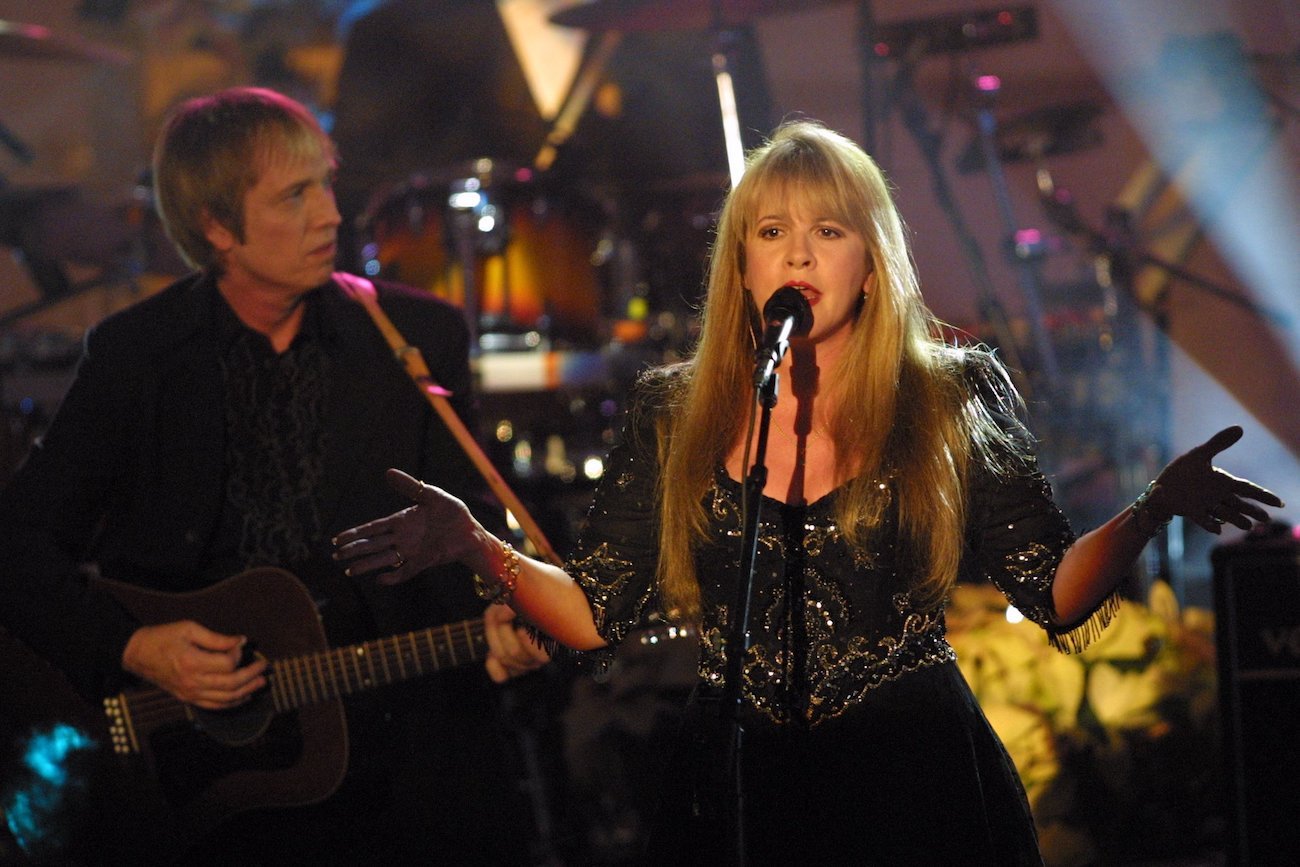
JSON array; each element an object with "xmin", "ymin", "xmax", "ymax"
[
  {"xmin": 335, "ymin": 647, "xmax": 351, "ymax": 696},
  {"xmin": 268, "ymin": 661, "xmax": 286, "ymax": 711},
  {"xmin": 377, "ymin": 636, "xmax": 394, "ymax": 685},
  {"xmin": 279, "ymin": 657, "xmax": 297, "ymax": 709},
  {"xmin": 348, "ymin": 646, "xmax": 365, "ymax": 691},
  {"xmin": 300, "ymin": 655, "xmax": 317, "ymax": 706},
  {"xmin": 301, "ymin": 655, "xmax": 318, "ymax": 705},
  {"xmin": 391, "ymin": 634, "xmax": 408, "ymax": 681},
  {"xmin": 312, "ymin": 650, "xmax": 329, "ymax": 702},
  {"xmin": 460, "ymin": 620, "xmax": 478, "ymax": 661},
  {"xmin": 325, "ymin": 647, "xmax": 344, "ymax": 696},
  {"xmin": 315, "ymin": 649, "xmax": 331, "ymax": 699},
  {"xmin": 294, "ymin": 656, "xmax": 312, "ymax": 708},
  {"xmin": 419, "ymin": 628, "xmax": 440, "ymax": 671},
  {"xmin": 362, "ymin": 641, "xmax": 378, "ymax": 689},
  {"xmin": 299, "ymin": 654, "xmax": 320, "ymax": 706},
  {"xmin": 280, "ymin": 656, "xmax": 299, "ymax": 709},
  {"xmin": 341, "ymin": 646, "xmax": 356, "ymax": 695},
  {"xmin": 342, "ymin": 647, "xmax": 357, "ymax": 694},
  {"xmin": 442, "ymin": 623, "xmax": 458, "ymax": 667},
  {"xmin": 406, "ymin": 631, "xmax": 423, "ymax": 675}
]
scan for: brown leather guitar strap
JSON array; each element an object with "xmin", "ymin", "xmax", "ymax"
[{"xmin": 334, "ymin": 271, "xmax": 563, "ymax": 567}]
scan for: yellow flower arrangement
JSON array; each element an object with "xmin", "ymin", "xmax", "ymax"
[{"xmin": 948, "ymin": 580, "xmax": 1221, "ymax": 867}]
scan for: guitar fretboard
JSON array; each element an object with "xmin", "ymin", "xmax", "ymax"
[{"xmin": 268, "ymin": 619, "xmax": 487, "ymax": 712}]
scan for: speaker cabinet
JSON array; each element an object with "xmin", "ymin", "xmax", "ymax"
[{"xmin": 1212, "ymin": 531, "xmax": 1300, "ymax": 866}]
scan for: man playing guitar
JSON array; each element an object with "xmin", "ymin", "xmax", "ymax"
[{"xmin": 0, "ymin": 86, "xmax": 548, "ymax": 864}]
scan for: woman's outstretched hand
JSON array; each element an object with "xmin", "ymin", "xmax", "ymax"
[
  {"xmin": 1150, "ymin": 426, "xmax": 1285, "ymax": 534},
  {"xmin": 333, "ymin": 468, "xmax": 482, "ymax": 585}
]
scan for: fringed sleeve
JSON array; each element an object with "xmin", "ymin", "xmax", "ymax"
[
  {"xmin": 1045, "ymin": 591, "xmax": 1121, "ymax": 654},
  {"xmin": 969, "ymin": 456, "xmax": 1122, "ymax": 654},
  {"xmin": 963, "ymin": 353, "xmax": 1118, "ymax": 654}
]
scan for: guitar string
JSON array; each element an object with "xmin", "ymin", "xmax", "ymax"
[{"xmin": 119, "ymin": 623, "xmax": 489, "ymax": 728}]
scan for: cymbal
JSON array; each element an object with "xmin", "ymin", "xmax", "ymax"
[
  {"xmin": 0, "ymin": 19, "xmax": 131, "ymax": 65},
  {"xmin": 956, "ymin": 101, "xmax": 1105, "ymax": 173},
  {"xmin": 551, "ymin": 0, "xmax": 840, "ymax": 32}
]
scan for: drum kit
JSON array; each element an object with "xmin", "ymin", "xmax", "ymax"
[
  {"xmin": 0, "ymin": 3, "xmax": 1194, "ymax": 485},
  {"xmin": 0, "ymin": 18, "xmax": 184, "ymax": 328},
  {"xmin": 350, "ymin": 3, "xmax": 852, "ymax": 548},
  {"xmin": 351, "ymin": 0, "xmax": 1115, "ymax": 389},
  {"xmin": 354, "ymin": 0, "xmax": 843, "ymax": 357},
  {"xmin": 0, "ymin": 22, "xmax": 112, "ymax": 473}
]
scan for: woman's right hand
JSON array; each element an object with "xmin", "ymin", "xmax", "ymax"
[
  {"xmin": 338, "ymin": 470, "xmax": 607, "ymax": 653},
  {"xmin": 332, "ymin": 468, "xmax": 488, "ymax": 585}
]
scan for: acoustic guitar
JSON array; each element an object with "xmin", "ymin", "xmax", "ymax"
[{"xmin": 84, "ymin": 566, "xmax": 490, "ymax": 852}]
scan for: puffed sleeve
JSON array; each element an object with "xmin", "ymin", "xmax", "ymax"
[
  {"xmin": 964, "ymin": 362, "xmax": 1119, "ymax": 653},
  {"xmin": 558, "ymin": 373, "xmax": 668, "ymax": 673}
]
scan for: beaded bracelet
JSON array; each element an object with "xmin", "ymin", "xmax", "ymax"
[
  {"xmin": 473, "ymin": 539, "xmax": 521, "ymax": 604},
  {"xmin": 1130, "ymin": 481, "xmax": 1173, "ymax": 537}
]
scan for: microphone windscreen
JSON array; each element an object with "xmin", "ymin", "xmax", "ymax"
[{"xmin": 763, "ymin": 286, "xmax": 813, "ymax": 337}]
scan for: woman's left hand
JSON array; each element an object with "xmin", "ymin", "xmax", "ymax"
[{"xmin": 1150, "ymin": 426, "xmax": 1285, "ymax": 534}]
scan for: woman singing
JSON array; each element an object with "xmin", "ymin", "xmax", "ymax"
[{"xmin": 335, "ymin": 120, "xmax": 1280, "ymax": 864}]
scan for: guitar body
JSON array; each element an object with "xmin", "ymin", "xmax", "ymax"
[
  {"xmin": 2, "ymin": 568, "xmax": 487, "ymax": 862},
  {"xmin": 94, "ymin": 568, "xmax": 347, "ymax": 846}
]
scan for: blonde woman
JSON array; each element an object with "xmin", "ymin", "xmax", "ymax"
[{"xmin": 336, "ymin": 120, "xmax": 1280, "ymax": 863}]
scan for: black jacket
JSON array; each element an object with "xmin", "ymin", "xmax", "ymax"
[{"xmin": 0, "ymin": 270, "xmax": 493, "ymax": 699}]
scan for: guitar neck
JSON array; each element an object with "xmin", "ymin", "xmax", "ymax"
[{"xmin": 267, "ymin": 618, "xmax": 487, "ymax": 712}]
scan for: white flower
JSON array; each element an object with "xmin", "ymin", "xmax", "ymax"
[{"xmin": 1086, "ymin": 661, "xmax": 1165, "ymax": 731}]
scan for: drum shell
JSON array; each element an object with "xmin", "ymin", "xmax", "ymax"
[{"xmin": 360, "ymin": 167, "xmax": 606, "ymax": 343}]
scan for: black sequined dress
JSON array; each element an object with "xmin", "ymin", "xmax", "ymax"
[{"xmin": 564, "ymin": 368, "xmax": 1116, "ymax": 865}]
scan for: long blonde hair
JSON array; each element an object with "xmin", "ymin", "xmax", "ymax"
[{"xmin": 654, "ymin": 120, "xmax": 1022, "ymax": 620}]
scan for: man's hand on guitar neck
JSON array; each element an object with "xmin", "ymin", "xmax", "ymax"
[
  {"xmin": 482, "ymin": 602, "xmax": 550, "ymax": 683},
  {"xmin": 121, "ymin": 620, "xmax": 270, "ymax": 709}
]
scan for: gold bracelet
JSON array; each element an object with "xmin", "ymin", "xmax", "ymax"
[
  {"xmin": 1130, "ymin": 481, "xmax": 1172, "ymax": 537},
  {"xmin": 472, "ymin": 539, "xmax": 521, "ymax": 604}
]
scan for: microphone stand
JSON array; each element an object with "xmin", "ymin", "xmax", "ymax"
[
  {"xmin": 721, "ymin": 360, "xmax": 782, "ymax": 867},
  {"xmin": 968, "ymin": 72, "xmax": 1061, "ymax": 389},
  {"xmin": 855, "ymin": 0, "xmax": 881, "ymax": 156},
  {"xmin": 0, "ymin": 116, "xmax": 34, "ymax": 165},
  {"xmin": 886, "ymin": 49, "xmax": 1033, "ymax": 397}
]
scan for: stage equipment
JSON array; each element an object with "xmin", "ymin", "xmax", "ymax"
[
  {"xmin": 357, "ymin": 160, "xmax": 608, "ymax": 350},
  {"xmin": 869, "ymin": 7, "xmax": 1059, "ymax": 396},
  {"xmin": 1212, "ymin": 526, "xmax": 1300, "ymax": 865},
  {"xmin": 0, "ymin": 183, "xmax": 186, "ymax": 327},
  {"xmin": 0, "ymin": 19, "xmax": 130, "ymax": 65},
  {"xmin": 552, "ymin": 0, "xmax": 837, "ymax": 185},
  {"xmin": 869, "ymin": 5, "xmax": 1037, "ymax": 58},
  {"xmin": 0, "ymin": 22, "xmax": 159, "ymax": 327},
  {"xmin": 955, "ymin": 100, "xmax": 1105, "ymax": 173},
  {"xmin": 550, "ymin": 0, "xmax": 837, "ymax": 32}
]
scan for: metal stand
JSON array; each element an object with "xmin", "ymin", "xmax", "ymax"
[
  {"xmin": 707, "ymin": 10, "xmax": 750, "ymax": 187},
  {"xmin": 721, "ymin": 366, "xmax": 781, "ymax": 867},
  {"xmin": 1038, "ymin": 169, "xmax": 1291, "ymax": 589},
  {"xmin": 884, "ymin": 51, "xmax": 1031, "ymax": 390},
  {"xmin": 968, "ymin": 73, "xmax": 1060, "ymax": 387},
  {"xmin": 855, "ymin": 0, "xmax": 880, "ymax": 156},
  {"xmin": 445, "ymin": 167, "xmax": 512, "ymax": 354}
]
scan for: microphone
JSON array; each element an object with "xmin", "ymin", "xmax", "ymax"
[{"xmin": 753, "ymin": 285, "xmax": 813, "ymax": 388}]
